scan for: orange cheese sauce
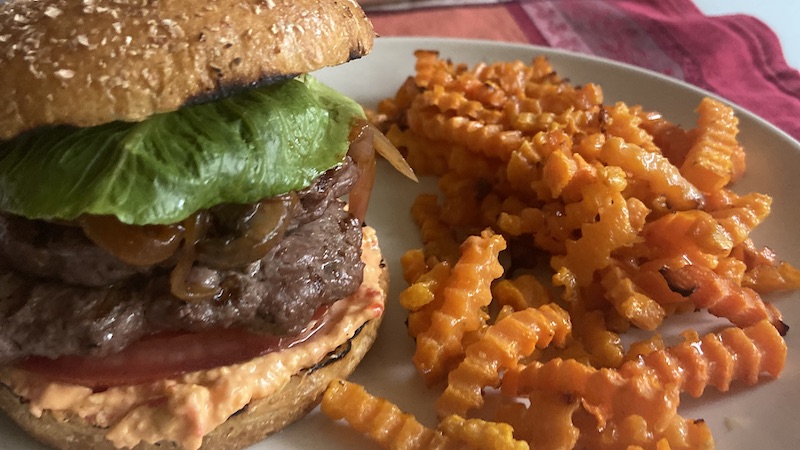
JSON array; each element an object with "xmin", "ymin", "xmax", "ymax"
[{"xmin": 0, "ymin": 226, "xmax": 385, "ymax": 450}]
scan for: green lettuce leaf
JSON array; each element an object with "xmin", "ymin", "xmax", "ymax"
[{"xmin": 0, "ymin": 75, "xmax": 363, "ymax": 225}]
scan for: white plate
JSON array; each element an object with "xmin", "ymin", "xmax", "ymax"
[{"xmin": 3, "ymin": 37, "xmax": 800, "ymax": 450}]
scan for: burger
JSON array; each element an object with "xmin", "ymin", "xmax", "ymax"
[{"xmin": 0, "ymin": 0, "xmax": 392, "ymax": 449}]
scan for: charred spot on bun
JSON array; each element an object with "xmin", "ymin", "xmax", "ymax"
[{"xmin": 0, "ymin": 0, "xmax": 387, "ymax": 449}]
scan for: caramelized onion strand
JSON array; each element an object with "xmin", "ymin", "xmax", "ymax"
[
  {"xmin": 372, "ymin": 123, "xmax": 418, "ymax": 182},
  {"xmin": 80, "ymin": 216, "xmax": 184, "ymax": 266},
  {"xmin": 196, "ymin": 194, "xmax": 298, "ymax": 270},
  {"xmin": 170, "ymin": 212, "xmax": 219, "ymax": 302},
  {"xmin": 348, "ymin": 119, "xmax": 376, "ymax": 223}
]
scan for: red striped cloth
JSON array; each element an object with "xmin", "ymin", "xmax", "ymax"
[{"xmin": 367, "ymin": 0, "xmax": 800, "ymax": 141}]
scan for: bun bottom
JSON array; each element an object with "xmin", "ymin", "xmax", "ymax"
[{"xmin": 0, "ymin": 267, "xmax": 386, "ymax": 450}]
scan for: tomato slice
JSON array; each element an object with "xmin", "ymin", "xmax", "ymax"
[
  {"xmin": 17, "ymin": 307, "xmax": 330, "ymax": 389},
  {"xmin": 18, "ymin": 329, "xmax": 285, "ymax": 389}
]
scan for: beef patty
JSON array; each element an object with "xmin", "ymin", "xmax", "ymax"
[{"xmin": 0, "ymin": 159, "xmax": 364, "ymax": 365}]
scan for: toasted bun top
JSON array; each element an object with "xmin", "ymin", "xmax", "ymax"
[{"xmin": 0, "ymin": 0, "xmax": 374, "ymax": 140}]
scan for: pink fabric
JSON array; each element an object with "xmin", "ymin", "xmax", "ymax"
[{"xmin": 369, "ymin": 0, "xmax": 800, "ymax": 140}]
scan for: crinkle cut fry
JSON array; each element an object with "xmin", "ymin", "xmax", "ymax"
[
  {"xmin": 575, "ymin": 409, "xmax": 714, "ymax": 450},
  {"xmin": 504, "ymin": 320, "xmax": 785, "ymax": 404},
  {"xmin": 406, "ymin": 106, "xmax": 525, "ymax": 162},
  {"xmin": 403, "ymin": 261, "xmax": 453, "ymax": 339},
  {"xmin": 413, "ymin": 49, "xmax": 458, "ymax": 89},
  {"xmin": 637, "ymin": 210, "xmax": 733, "ymax": 274},
  {"xmin": 389, "ymin": 125, "xmax": 453, "ymax": 177},
  {"xmin": 437, "ymin": 415, "xmax": 530, "ymax": 450},
  {"xmin": 416, "ymin": 86, "xmax": 505, "ymax": 124},
  {"xmin": 661, "ymin": 263, "xmax": 787, "ymax": 333},
  {"xmin": 413, "ymin": 51, "xmax": 584, "ymax": 114},
  {"xmin": 540, "ymin": 140, "xmax": 581, "ymax": 199},
  {"xmin": 504, "ymin": 330, "xmax": 774, "ymax": 448},
  {"xmin": 600, "ymin": 263, "xmax": 666, "ymax": 331},
  {"xmin": 558, "ymin": 173, "xmax": 639, "ymax": 287},
  {"xmin": 446, "ymin": 142, "xmax": 504, "ymax": 182},
  {"xmin": 426, "ymin": 59, "xmax": 517, "ymax": 109},
  {"xmin": 680, "ymin": 97, "xmax": 740, "ymax": 193},
  {"xmin": 438, "ymin": 172, "xmax": 491, "ymax": 228},
  {"xmin": 745, "ymin": 260, "xmax": 800, "ymax": 293},
  {"xmin": 565, "ymin": 306, "xmax": 625, "ymax": 369},
  {"xmin": 602, "ymin": 101, "xmax": 662, "ymax": 154},
  {"xmin": 497, "ymin": 374, "xmax": 711, "ymax": 449},
  {"xmin": 410, "ymin": 193, "xmax": 460, "ymax": 264},
  {"xmin": 503, "ymin": 358, "xmax": 682, "ymax": 433},
  {"xmin": 322, "ymin": 379, "xmax": 460, "ymax": 450},
  {"xmin": 732, "ymin": 238, "xmax": 800, "ymax": 293},
  {"xmin": 401, "ymin": 248, "xmax": 429, "ymax": 285},
  {"xmin": 400, "ymin": 259, "xmax": 451, "ymax": 312},
  {"xmin": 708, "ymin": 192, "xmax": 771, "ymax": 247},
  {"xmin": 631, "ymin": 105, "xmax": 697, "ymax": 168},
  {"xmin": 634, "ymin": 319, "xmax": 786, "ymax": 397},
  {"xmin": 598, "ymin": 136, "xmax": 704, "ymax": 211},
  {"xmin": 436, "ymin": 303, "xmax": 571, "ymax": 417},
  {"xmin": 413, "ymin": 229, "xmax": 507, "ymax": 385},
  {"xmin": 492, "ymin": 274, "xmax": 552, "ymax": 311},
  {"xmin": 495, "ymin": 393, "xmax": 581, "ymax": 450}
]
